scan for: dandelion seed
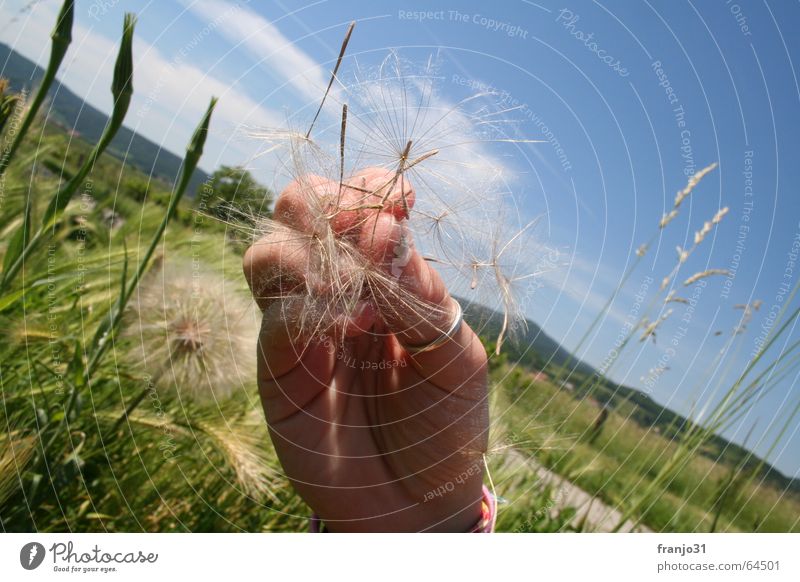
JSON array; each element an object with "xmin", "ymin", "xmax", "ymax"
[
  {"xmin": 683, "ymin": 269, "xmax": 729, "ymax": 286},
  {"xmin": 673, "ymin": 162, "xmax": 718, "ymax": 209}
]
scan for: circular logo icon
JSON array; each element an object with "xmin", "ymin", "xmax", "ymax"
[{"xmin": 20, "ymin": 542, "xmax": 46, "ymax": 570}]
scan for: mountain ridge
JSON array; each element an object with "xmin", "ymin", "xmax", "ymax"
[{"xmin": 0, "ymin": 42, "xmax": 210, "ymax": 194}]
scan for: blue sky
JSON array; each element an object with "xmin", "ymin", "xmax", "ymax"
[{"xmin": 2, "ymin": 0, "xmax": 799, "ymax": 477}]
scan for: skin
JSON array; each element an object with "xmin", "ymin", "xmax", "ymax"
[{"xmin": 243, "ymin": 168, "xmax": 489, "ymax": 532}]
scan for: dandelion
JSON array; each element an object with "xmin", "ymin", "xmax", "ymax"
[
  {"xmin": 126, "ymin": 264, "xmax": 259, "ymax": 402},
  {"xmin": 683, "ymin": 269, "xmax": 730, "ymax": 286}
]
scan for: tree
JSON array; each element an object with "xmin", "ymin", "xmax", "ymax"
[{"xmin": 200, "ymin": 165, "xmax": 272, "ymax": 219}]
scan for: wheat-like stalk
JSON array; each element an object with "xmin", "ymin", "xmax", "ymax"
[
  {"xmin": 0, "ymin": 431, "xmax": 36, "ymax": 507},
  {"xmin": 674, "ymin": 162, "xmax": 718, "ymax": 209},
  {"xmin": 683, "ymin": 269, "xmax": 730, "ymax": 286}
]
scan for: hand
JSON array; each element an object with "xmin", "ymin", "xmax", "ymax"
[{"xmin": 243, "ymin": 168, "xmax": 489, "ymax": 532}]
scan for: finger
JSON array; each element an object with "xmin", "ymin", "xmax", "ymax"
[
  {"xmin": 362, "ymin": 221, "xmax": 487, "ymax": 388},
  {"xmin": 273, "ymin": 174, "xmax": 337, "ymax": 233},
  {"xmin": 350, "ymin": 167, "xmax": 416, "ymax": 221},
  {"xmin": 243, "ymin": 226, "xmax": 321, "ymax": 376},
  {"xmin": 391, "ymin": 290, "xmax": 487, "ymax": 395}
]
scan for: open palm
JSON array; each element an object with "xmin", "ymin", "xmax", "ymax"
[{"xmin": 243, "ymin": 169, "xmax": 488, "ymax": 532}]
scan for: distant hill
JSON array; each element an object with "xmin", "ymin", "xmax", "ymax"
[
  {"xmin": 460, "ymin": 298, "xmax": 596, "ymax": 375},
  {"xmin": 0, "ymin": 43, "xmax": 209, "ymax": 194},
  {"xmin": 462, "ymin": 299, "xmax": 800, "ymax": 494}
]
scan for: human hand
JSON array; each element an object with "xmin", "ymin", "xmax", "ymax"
[{"xmin": 243, "ymin": 168, "xmax": 489, "ymax": 532}]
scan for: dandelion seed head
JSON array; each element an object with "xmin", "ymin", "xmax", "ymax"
[{"xmin": 126, "ymin": 264, "xmax": 259, "ymax": 402}]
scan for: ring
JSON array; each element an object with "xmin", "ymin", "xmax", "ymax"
[{"xmin": 399, "ymin": 298, "xmax": 463, "ymax": 355}]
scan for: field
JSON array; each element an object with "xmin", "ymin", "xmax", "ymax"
[{"xmin": 1, "ymin": 3, "xmax": 798, "ymax": 533}]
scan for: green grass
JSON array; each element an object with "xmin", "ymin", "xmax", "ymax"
[
  {"xmin": 1, "ymin": 1, "xmax": 797, "ymax": 534},
  {"xmin": 489, "ymin": 361, "xmax": 800, "ymax": 532}
]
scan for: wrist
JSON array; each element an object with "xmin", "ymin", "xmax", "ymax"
[{"xmin": 308, "ymin": 479, "xmax": 492, "ymax": 533}]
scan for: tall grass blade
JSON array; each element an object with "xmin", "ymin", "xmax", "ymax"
[
  {"xmin": 0, "ymin": 13, "xmax": 136, "ymax": 293},
  {"xmin": 87, "ymin": 96, "xmax": 217, "ymax": 372},
  {"xmin": 0, "ymin": 0, "xmax": 73, "ymax": 176}
]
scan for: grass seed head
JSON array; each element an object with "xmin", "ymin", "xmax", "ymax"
[{"xmin": 241, "ymin": 52, "xmax": 543, "ymax": 349}]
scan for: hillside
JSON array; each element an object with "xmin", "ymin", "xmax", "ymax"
[
  {"xmin": 461, "ymin": 298, "xmax": 596, "ymax": 375},
  {"xmin": 463, "ymin": 300, "xmax": 800, "ymax": 493},
  {"xmin": 0, "ymin": 42, "xmax": 209, "ymax": 193}
]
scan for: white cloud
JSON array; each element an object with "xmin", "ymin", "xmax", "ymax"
[{"xmin": 178, "ymin": 0, "xmax": 328, "ymax": 105}]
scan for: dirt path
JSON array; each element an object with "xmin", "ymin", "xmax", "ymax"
[{"xmin": 505, "ymin": 449, "xmax": 651, "ymax": 532}]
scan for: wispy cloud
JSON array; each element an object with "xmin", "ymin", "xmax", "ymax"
[{"xmin": 179, "ymin": 0, "xmax": 328, "ymax": 104}]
